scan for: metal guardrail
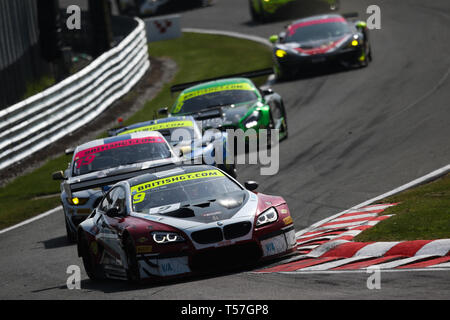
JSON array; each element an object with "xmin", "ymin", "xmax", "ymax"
[{"xmin": 0, "ymin": 17, "xmax": 150, "ymax": 171}]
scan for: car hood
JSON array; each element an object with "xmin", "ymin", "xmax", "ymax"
[
  {"xmin": 186, "ymin": 101, "xmax": 258, "ymax": 130},
  {"xmin": 280, "ymin": 34, "xmax": 352, "ymax": 54},
  {"xmin": 131, "ymin": 190, "xmax": 259, "ymax": 230}
]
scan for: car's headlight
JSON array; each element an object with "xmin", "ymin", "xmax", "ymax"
[
  {"xmin": 243, "ymin": 110, "xmax": 261, "ymax": 129},
  {"xmin": 256, "ymin": 207, "xmax": 278, "ymax": 227},
  {"xmin": 151, "ymin": 231, "xmax": 185, "ymax": 244},
  {"xmin": 67, "ymin": 197, "xmax": 89, "ymax": 206},
  {"xmin": 275, "ymin": 49, "xmax": 288, "ymax": 58},
  {"xmin": 349, "ymin": 35, "xmax": 361, "ymax": 47}
]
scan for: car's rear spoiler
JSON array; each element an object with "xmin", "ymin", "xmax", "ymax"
[
  {"xmin": 64, "ymin": 162, "xmax": 180, "ymax": 199},
  {"xmin": 170, "ymin": 68, "xmax": 274, "ymax": 93}
]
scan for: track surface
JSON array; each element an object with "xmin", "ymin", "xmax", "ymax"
[{"xmin": 1, "ymin": 0, "xmax": 449, "ymax": 299}]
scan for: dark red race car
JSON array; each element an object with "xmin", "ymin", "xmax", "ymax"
[{"xmin": 76, "ymin": 164, "xmax": 296, "ymax": 282}]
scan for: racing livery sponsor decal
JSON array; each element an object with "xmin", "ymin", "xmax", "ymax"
[
  {"xmin": 131, "ymin": 170, "xmax": 225, "ymax": 204},
  {"xmin": 74, "ymin": 137, "xmax": 164, "ymax": 168},
  {"xmin": 173, "ymin": 83, "xmax": 254, "ymax": 113},
  {"xmin": 118, "ymin": 120, "xmax": 194, "ymax": 135}
]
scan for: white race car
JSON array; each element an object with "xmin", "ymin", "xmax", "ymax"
[{"xmin": 53, "ymin": 131, "xmax": 181, "ymax": 242}]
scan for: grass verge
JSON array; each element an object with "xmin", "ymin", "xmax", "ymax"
[
  {"xmin": 355, "ymin": 173, "xmax": 450, "ymax": 242},
  {"xmin": 0, "ymin": 32, "xmax": 272, "ymax": 230}
]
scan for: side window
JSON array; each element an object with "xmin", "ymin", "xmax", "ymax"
[
  {"xmin": 111, "ymin": 187, "xmax": 127, "ymax": 215},
  {"xmin": 99, "ymin": 188, "xmax": 115, "ymax": 212}
]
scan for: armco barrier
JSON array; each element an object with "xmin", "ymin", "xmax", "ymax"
[{"xmin": 0, "ymin": 17, "xmax": 150, "ymax": 171}]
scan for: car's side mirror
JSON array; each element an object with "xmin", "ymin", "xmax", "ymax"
[
  {"xmin": 158, "ymin": 107, "xmax": 168, "ymax": 116},
  {"xmin": 106, "ymin": 207, "xmax": 122, "ymax": 218},
  {"xmin": 65, "ymin": 147, "xmax": 75, "ymax": 155},
  {"xmin": 52, "ymin": 170, "xmax": 66, "ymax": 180},
  {"xmin": 245, "ymin": 181, "xmax": 258, "ymax": 191},
  {"xmin": 260, "ymin": 87, "xmax": 273, "ymax": 95},
  {"xmin": 269, "ymin": 35, "xmax": 278, "ymax": 44}
]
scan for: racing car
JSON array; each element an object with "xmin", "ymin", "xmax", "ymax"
[
  {"xmin": 159, "ymin": 74, "xmax": 288, "ymax": 145},
  {"xmin": 52, "ymin": 131, "xmax": 181, "ymax": 242},
  {"xmin": 249, "ymin": 0, "xmax": 340, "ymax": 22},
  {"xmin": 116, "ymin": 0, "xmax": 213, "ymax": 16},
  {"xmin": 269, "ymin": 13, "xmax": 372, "ymax": 80},
  {"xmin": 76, "ymin": 165, "xmax": 296, "ymax": 282},
  {"xmin": 109, "ymin": 116, "xmax": 237, "ymax": 177}
]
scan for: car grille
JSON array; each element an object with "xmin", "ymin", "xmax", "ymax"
[
  {"xmin": 191, "ymin": 228, "xmax": 223, "ymax": 244},
  {"xmin": 190, "ymin": 242, "xmax": 261, "ymax": 272},
  {"xmin": 223, "ymin": 222, "xmax": 252, "ymax": 240}
]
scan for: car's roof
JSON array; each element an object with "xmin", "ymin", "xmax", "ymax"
[
  {"xmin": 127, "ymin": 165, "xmax": 225, "ymax": 188},
  {"xmin": 181, "ymin": 77, "xmax": 256, "ymax": 94},
  {"xmin": 75, "ymin": 131, "xmax": 165, "ymax": 153}
]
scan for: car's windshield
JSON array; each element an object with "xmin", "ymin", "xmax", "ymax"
[
  {"xmin": 131, "ymin": 169, "xmax": 242, "ymax": 213},
  {"xmin": 72, "ymin": 137, "xmax": 173, "ymax": 176},
  {"xmin": 173, "ymin": 86, "xmax": 258, "ymax": 114},
  {"xmin": 286, "ymin": 21, "xmax": 350, "ymax": 42},
  {"xmin": 157, "ymin": 127, "xmax": 199, "ymax": 145}
]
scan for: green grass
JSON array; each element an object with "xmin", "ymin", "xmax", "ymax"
[
  {"xmin": 23, "ymin": 75, "xmax": 55, "ymax": 100},
  {"xmin": 0, "ymin": 32, "xmax": 272, "ymax": 230},
  {"xmin": 355, "ymin": 173, "xmax": 450, "ymax": 242}
]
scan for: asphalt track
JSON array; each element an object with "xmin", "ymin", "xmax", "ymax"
[{"xmin": 1, "ymin": 0, "xmax": 449, "ymax": 299}]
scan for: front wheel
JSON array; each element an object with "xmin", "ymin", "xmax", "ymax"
[
  {"xmin": 65, "ymin": 216, "xmax": 77, "ymax": 243},
  {"xmin": 79, "ymin": 234, "xmax": 103, "ymax": 281},
  {"xmin": 124, "ymin": 236, "xmax": 140, "ymax": 283}
]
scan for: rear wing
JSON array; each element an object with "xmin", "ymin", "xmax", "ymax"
[
  {"xmin": 170, "ymin": 68, "xmax": 274, "ymax": 93},
  {"xmin": 64, "ymin": 162, "xmax": 180, "ymax": 199}
]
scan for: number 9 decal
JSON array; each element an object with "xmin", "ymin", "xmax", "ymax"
[{"xmin": 133, "ymin": 192, "xmax": 146, "ymax": 204}]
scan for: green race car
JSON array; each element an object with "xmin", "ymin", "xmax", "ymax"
[{"xmin": 159, "ymin": 75, "xmax": 288, "ymax": 143}]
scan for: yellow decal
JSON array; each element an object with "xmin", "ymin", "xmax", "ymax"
[
  {"xmin": 118, "ymin": 121, "xmax": 194, "ymax": 135},
  {"xmin": 283, "ymin": 216, "xmax": 293, "ymax": 225},
  {"xmin": 136, "ymin": 245, "xmax": 153, "ymax": 254},
  {"xmin": 173, "ymin": 83, "xmax": 254, "ymax": 113},
  {"xmin": 131, "ymin": 170, "xmax": 225, "ymax": 204}
]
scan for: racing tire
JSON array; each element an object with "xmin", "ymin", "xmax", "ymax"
[
  {"xmin": 279, "ymin": 105, "xmax": 288, "ymax": 141},
  {"xmin": 79, "ymin": 233, "xmax": 103, "ymax": 281},
  {"xmin": 65, "ymin": 217, "xmax": 77, "ymax": 243},
  {"xmin": 124, "ymin": 235, "xmax": 141, "ymax": 283},
  {"xmin": 249, "ymin": 0, "xmax": 266, "ymax": 22}
]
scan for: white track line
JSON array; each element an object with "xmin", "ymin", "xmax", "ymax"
[
  {"xmin": 296, "ymin": 164, "xmax": 450, "ymax": 238},
  {"xmin": 0, "ymin": 206, "xmax": 62, "ymax": 235}
]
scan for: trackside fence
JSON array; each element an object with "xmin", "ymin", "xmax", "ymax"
[{"xmin": 0, "ymin": 17, "xmax": 150, "ymax": 171}]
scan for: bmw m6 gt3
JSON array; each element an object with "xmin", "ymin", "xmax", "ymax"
[{"xmin": 77, "ymin": 165, "xmax": 297, "ymax": 282}]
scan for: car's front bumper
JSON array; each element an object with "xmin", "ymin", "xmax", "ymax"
[
  {"xmin": 136, "ymin": 223, "xmax": 296, "ymax": 280},
  {"xmin": 276, "ymin": 47, "xmax": 364, "ymax": 73}
]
